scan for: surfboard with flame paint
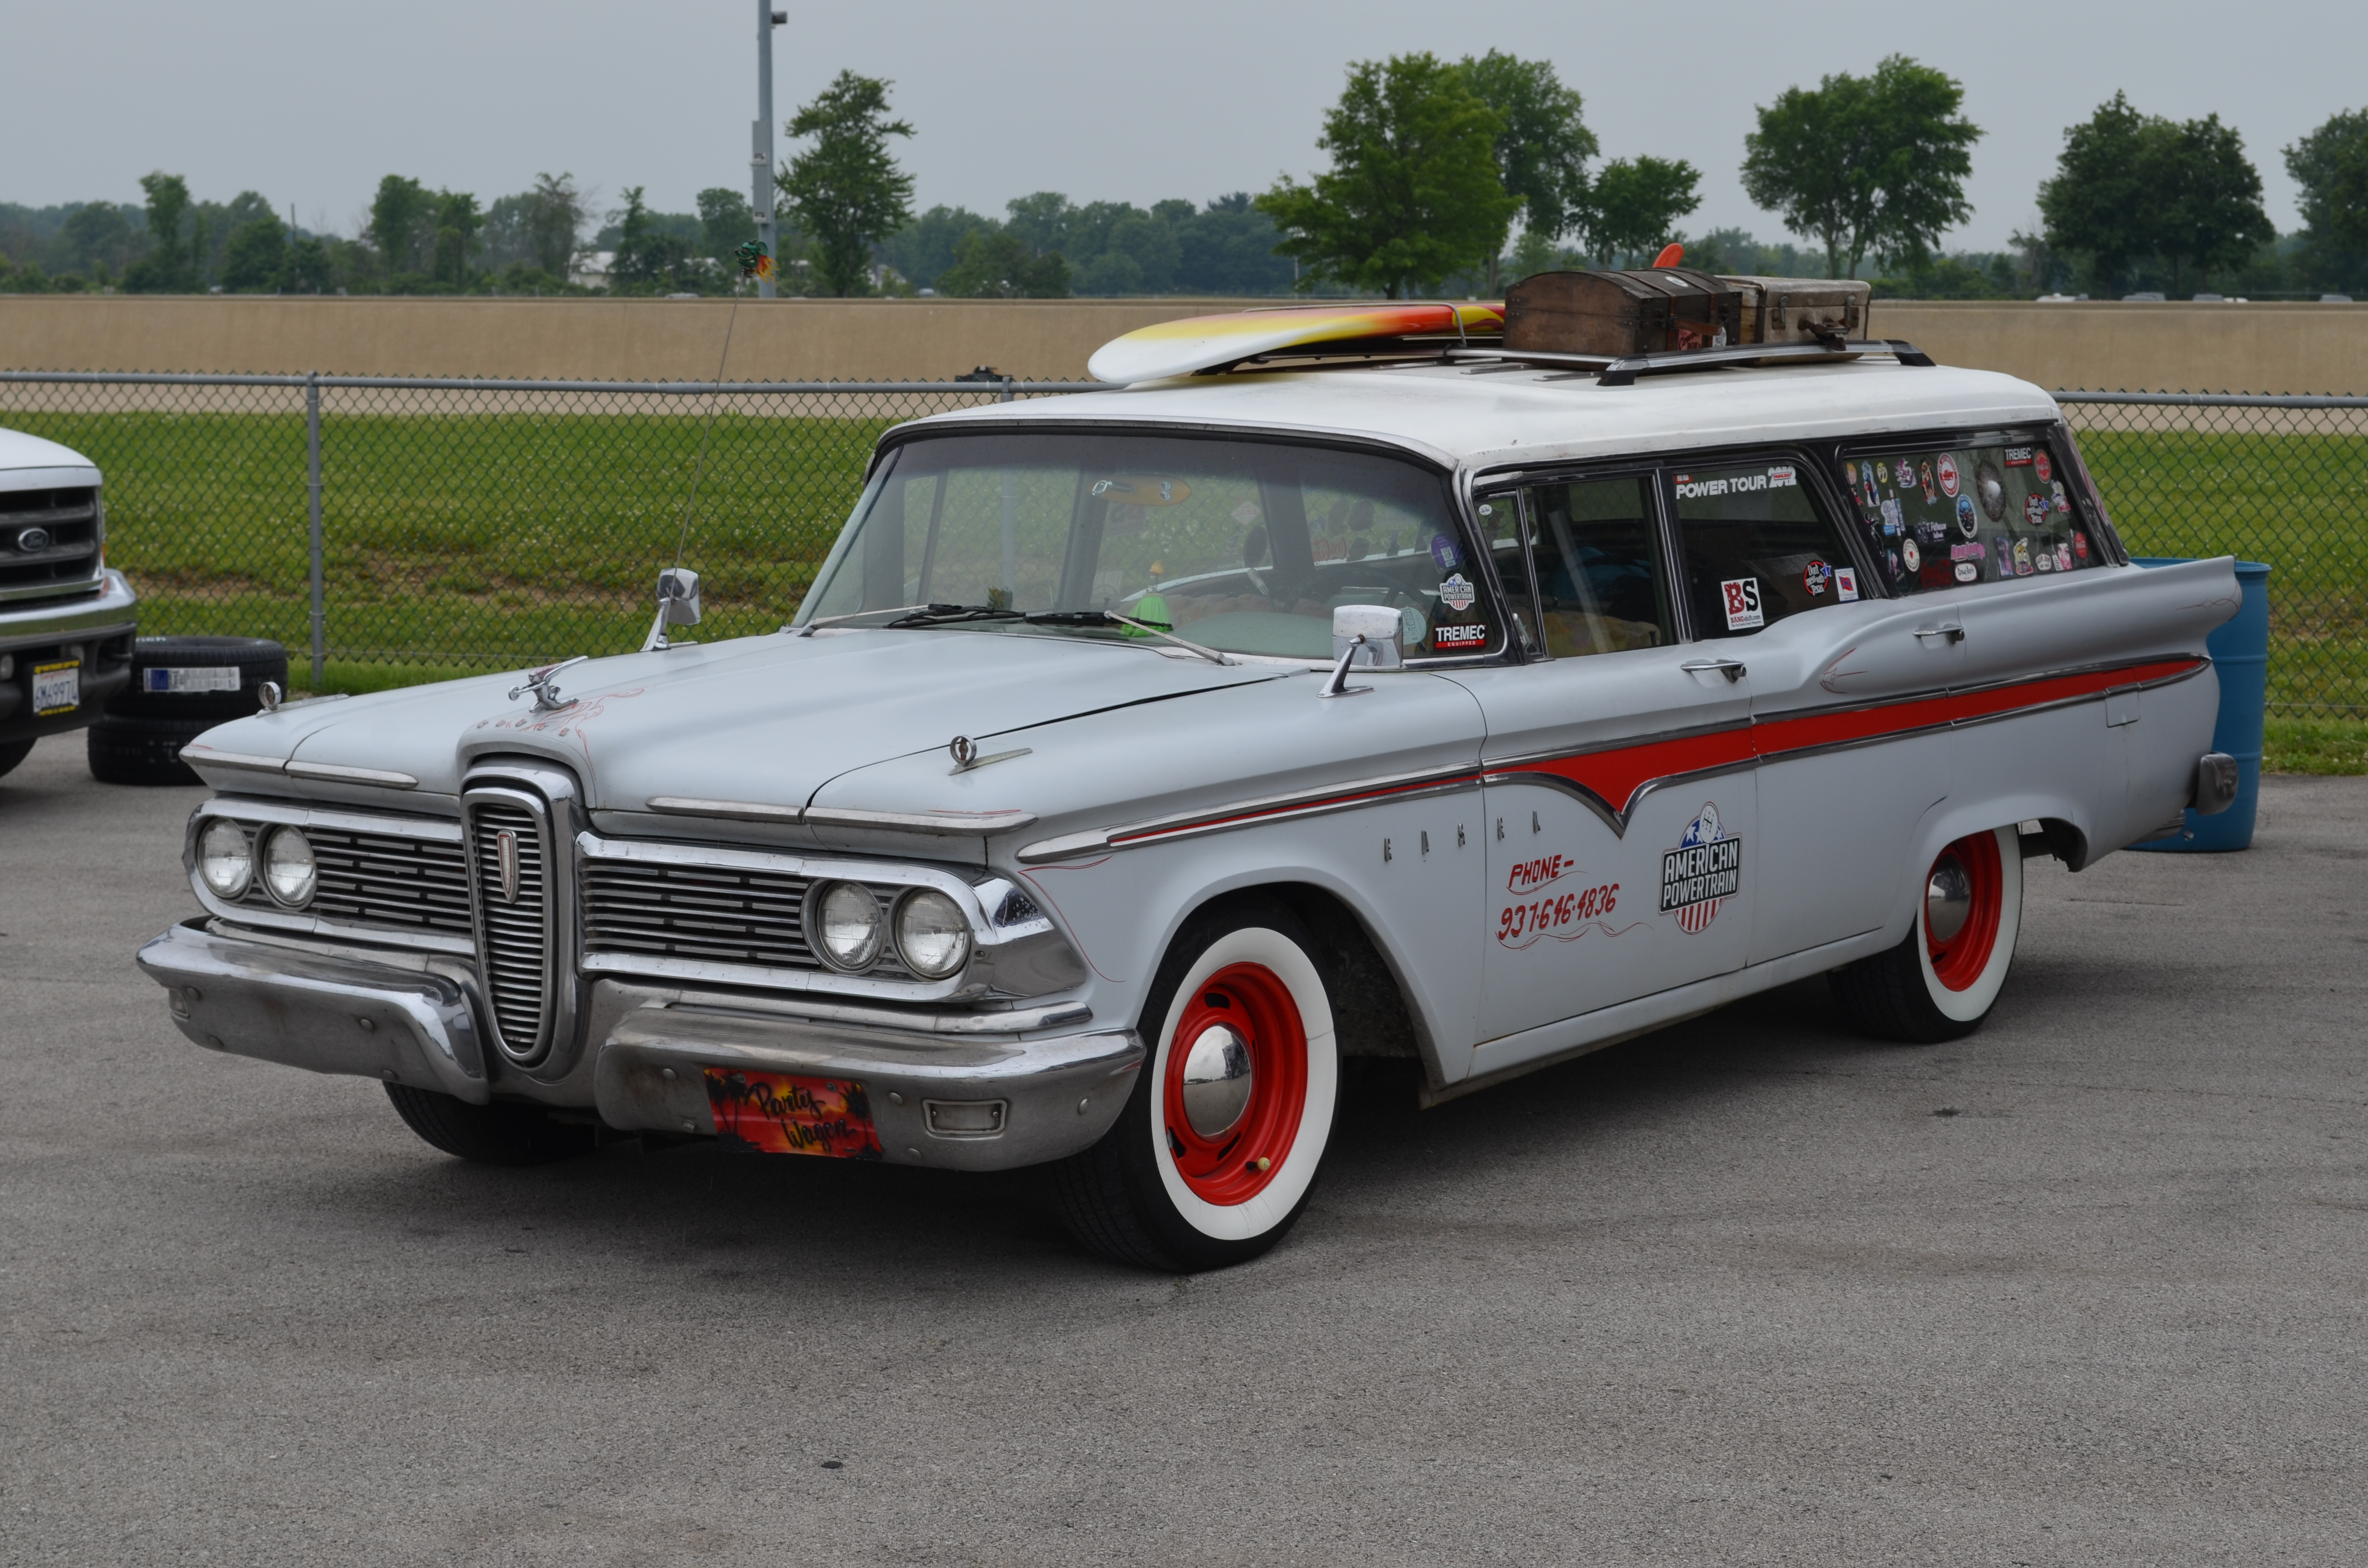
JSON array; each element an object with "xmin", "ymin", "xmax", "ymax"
[{"xmin": 1087, "ymin": 302, "xmax": 1505, "ymax": 384}]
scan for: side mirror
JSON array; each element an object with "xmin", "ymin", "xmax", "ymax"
[
  {"xmin": 1331, "ymin": 604, "xmax": 1404, "ymax": 670},
  {"xmin": 642, "ymin": 566, "xmax": 703, "ymax": 651}
]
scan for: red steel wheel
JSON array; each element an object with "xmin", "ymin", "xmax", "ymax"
[
  {"xmin": 1159, "ymin": 961, "xmax": 1310, "ymax": 1207},
  {"xmin": 1924, "ymin": 831, "xmax": 2006, "ymax": 992}
]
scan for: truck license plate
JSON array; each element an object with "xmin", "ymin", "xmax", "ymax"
[
  {"xmin": 703, "ymin": 1067, "xmax": 883, "ymax": 1159},
  {"xmin": 33, "ymin": 660, "xmax": 80, "ymax": 716}
]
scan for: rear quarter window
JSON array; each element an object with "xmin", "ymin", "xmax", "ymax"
[{"xmin": 1840, "ymin": 441, "xmax": 2104, "ymax": 596}]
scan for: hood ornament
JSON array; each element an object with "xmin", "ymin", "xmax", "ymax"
[
  {"xmin": 509, "ymin": 654, "xmax": 588, "ymax": 713},
  {"xmin": 949, "ymin": 735, "xmax": 1033, "ymax": 774}
]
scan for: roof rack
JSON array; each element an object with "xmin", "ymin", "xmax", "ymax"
[{"xmin": 1437, "ymin": 339, "xmax": 1936, "ymax": 385}]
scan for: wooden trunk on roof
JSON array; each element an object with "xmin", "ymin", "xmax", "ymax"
[
  {"xmin": 1502, "ymin": 269, "xmax": 1744, "ymax": 357},
  {"xmin": 1722, "ymin": 277, "xmax": 1872, "ymax": 344}
]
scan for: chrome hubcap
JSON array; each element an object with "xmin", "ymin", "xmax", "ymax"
[
  {"xmin": 1179, "ymin": 1022, "xmax": 1254, "ymax": 1139},
  {"xmin": 1926, "ymin": 856, "xmax": 1973, "ymax": 943}
]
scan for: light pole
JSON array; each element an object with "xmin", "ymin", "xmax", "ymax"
[{"xmin": 752, "ymin": 3, "xmax": 785, "ymax": 299}]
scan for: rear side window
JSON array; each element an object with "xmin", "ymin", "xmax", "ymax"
[
  {"xmin": 1840, "ymin": 441, "xmax": 2104, "ymax": 595},
  {"xmin": 1668, "ymin": 460, "xmax": 1859, "ymax": 638}
]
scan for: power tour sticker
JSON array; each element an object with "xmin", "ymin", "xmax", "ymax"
[
  {"xmin": 1496, "ymin": 852, "xmax": 1633, "ymax": 949},
  {"xmin": 1660, "ymin": 803, "xmax": 1740, "ymax": 935}
]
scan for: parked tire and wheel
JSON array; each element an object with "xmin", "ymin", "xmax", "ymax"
[
  {"xmin": 87, "ymin": 636, "xmax": 287, "ymax": 786},
  {"xmin": 1831, "ymin": 827, "xmax": 2025, "ymax": 1044},
  {"xmin": 1054, "ymin": 896, "xmax": 1342, "ymax": 1272}
]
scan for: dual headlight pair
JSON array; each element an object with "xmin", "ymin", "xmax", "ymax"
[
  {"xmin": 809, "ymin": 880, "xmax": 971, "ymax": 980},
  {"xmin": 197, "ymin": 819, "xmax": 317, "ymax": 908}
]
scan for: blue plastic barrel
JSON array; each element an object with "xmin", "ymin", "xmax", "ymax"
[{"xmin": 2127, "ymin": 558, "xmax": 2269, "ymax": 852}]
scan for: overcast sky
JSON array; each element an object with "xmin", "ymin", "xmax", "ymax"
[{"xmin": 4, "ymin": 0, "xmax": 2356, "ymax": 252}]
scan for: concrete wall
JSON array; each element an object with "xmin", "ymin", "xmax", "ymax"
[{"xmin": 2, "ymin": 294, "xmax": 2362, "ymax": 392}]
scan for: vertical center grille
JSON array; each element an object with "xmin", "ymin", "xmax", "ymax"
[{"xmin": 468, "ymin": 796, "xmax": 554, "ymax": 1065}]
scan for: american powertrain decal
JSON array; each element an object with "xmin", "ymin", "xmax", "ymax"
[{"xmin": 1660, "ymin": 803, "xmax": 1740, "ymax": 934}]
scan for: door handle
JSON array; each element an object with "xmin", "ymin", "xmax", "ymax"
[
  {"xmin": 1913, "ymin": 623, "xmax": 1965, "ymax": 644},
  {"xmin": 1679, "ymin": 657, "xmax": 1747, "ymax": 683}
]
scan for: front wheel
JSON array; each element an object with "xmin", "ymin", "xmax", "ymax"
[
  {"xmin": 1830, "ymin": 826, "xmax": 2023, "ymax": 1044},
  {"xmin": 1051, "ymin": 898, "xmax": 1340, "ymax": 1272},
  {"xmin": 383, "ymin": 1083, "xmax": 598, "ymax": 1166}
]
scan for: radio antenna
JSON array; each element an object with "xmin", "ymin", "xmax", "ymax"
[{"xmin": 669, "ymin": 240, "xmax": 777, "ymax": 568}]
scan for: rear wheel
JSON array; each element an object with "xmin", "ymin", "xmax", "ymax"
[
  {"xmin": 1052, "ymin": 898, "xmax": 1340, "ymax": 1272},
  {"xmin": 383, "ymin": 1083, "xmax": 598, "ymax": 1166},
  {"xmin": 1830, "ymin": 827, "xmax": 2023, "ymax": 1044}
]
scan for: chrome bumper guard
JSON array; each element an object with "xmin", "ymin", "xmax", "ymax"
[
  {"xmin": 137, "ymin": 920, "xmax": 1141, "ymax": 1171},
  {"xmin": 137, "ymin": 920, "xmax": 490, "ymax": 1103}
]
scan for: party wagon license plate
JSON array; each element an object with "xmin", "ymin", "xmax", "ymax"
[
  {"xmin": 703, "ymin": 1068, "xmax": 882, "ymax": 1159},
  {"xmin": 32, "ymin": 660, "xmax": 80, "ymax": 716}
]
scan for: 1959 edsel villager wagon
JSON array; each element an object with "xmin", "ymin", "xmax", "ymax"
[{"xmin": 139, "ymin": 297, "xmax": 2242, "ymax": 1271}]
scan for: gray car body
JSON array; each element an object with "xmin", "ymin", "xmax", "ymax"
[{"xmin": 140, "ymin": 358, "xmax": 2236, "ymax": 1159}]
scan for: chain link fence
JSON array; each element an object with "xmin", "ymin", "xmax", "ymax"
[{"xmin": 0, "ymin": 372, "xmax": 2360, "ymax": 715}]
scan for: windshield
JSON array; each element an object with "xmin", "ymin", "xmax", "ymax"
[{"xmin": 795, "ymin": 431, "xmax": 1496, "ymax": 660}]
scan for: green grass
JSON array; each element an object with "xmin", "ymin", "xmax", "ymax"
[
  {"xmin": 2078, "ymin": 429, "xmax": 2368, "ymax": 718},
  {"xmin": 4, "ymin": 409, "xmax": 2361, "ymax": 724},
  {"xmin": 2263, "ymin": 717, "xmax": 2368, "ymax": 775},
  {"xmin": 10, "ymin": 408, "xmax": 890, "ymax": 682}
]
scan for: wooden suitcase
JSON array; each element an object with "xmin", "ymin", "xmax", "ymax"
[
  {"xmin": 1502, "ymin": 268, "xmax": 1744, "ymax": 356},
  {"xmin": 1721, "ymin": 277, "xmax": 1871, "ymax": 344}
]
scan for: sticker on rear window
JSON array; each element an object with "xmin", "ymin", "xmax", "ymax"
[
  {"xmin": 1719, "ymin": 578, "xmax": 1764, "ymax": 630},
  {"xmin": 1433, "ymin": 622, "xmax": 1489, "ymax": 649},
  {"xmin": 1833, "ymin": 568, "xmax": 1859, "ymax": 601}
]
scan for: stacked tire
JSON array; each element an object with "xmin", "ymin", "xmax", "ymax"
[{"xmin": 89, "ymin": 637, "xmax": 288, "ymax": 786}]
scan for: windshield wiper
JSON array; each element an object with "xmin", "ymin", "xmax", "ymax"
[
  {"xmin": 1025, "ymin": 610, "xmax": 1236, "ymax": 666},
  {"xmin": 790, "ymin": 603, "xmax": 937, "ymax": 636},
  {"xmin": 883, "ymin": 604, "xmax": 1028, "ymax": 629}
]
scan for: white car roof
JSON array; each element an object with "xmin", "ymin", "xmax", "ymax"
[{"xmin": 905, "ymin": 359, "xmax": 2063, "ymax": 474}]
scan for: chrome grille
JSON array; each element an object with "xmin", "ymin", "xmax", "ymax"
[
  {"xmin": 581, "ymin": 858, "xmax": 911, "ymax": 976},
  {"xmin": 234, "ymin": 826, "xmax": 470, "ymax": 934},
  {"xmin": 468, "ymin": 797, "xmax": 554, "ymax": 1063},
  {"xmin": 0, "ymin": 487, "xmax": 102, "ymax": 600}
]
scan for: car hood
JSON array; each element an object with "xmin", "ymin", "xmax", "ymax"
[
  {"xmin": 0, "ymin": 426, "xmax": 101, "ymax": 484},
  {"xmin": 186, "ymin": 628, "xmax": 1295, "ymax": 808}
]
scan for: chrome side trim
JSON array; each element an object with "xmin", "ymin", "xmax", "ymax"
[
  {"xmin": 803, "ymin": 805, "xmax": 1038, "ymax": 834},
  {"xmin": 647, "ymin": 795, "xmax": 803, "ymax": 823},
  {"xmin": 283, "ymin": 760, "xmax": 420, "ymax": 789},
  {"xmin": 180, "ymin": 747, "xmax": 288, "ymax": 775},
  {"xmin": 577, "ymin": 968, "xmax": 1092, "ymax": 1035},
  {"xmin": 1479, "ymin": 756, "xmax": 1760, "ymax": 838},
  {"xmin": 1016, "ymin": 760, "xmax": 1480, "ymax": 864},
  {"xmin": 193, "ymin": 796, "xmax": 463, "ymax": 841}
]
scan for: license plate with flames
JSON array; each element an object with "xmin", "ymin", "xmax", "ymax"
[{"xmin": 703, "ymin": 1068, "xmax": 883, "ymax": 1159}]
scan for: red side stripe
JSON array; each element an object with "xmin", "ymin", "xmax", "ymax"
[
  {"xmin": 1500, "ymin": 728, "xmax": 1757, "ymax": 817},
  {"xmin": 1753, "ymin": 657, "xmax": 2204, "ymax": 760}
]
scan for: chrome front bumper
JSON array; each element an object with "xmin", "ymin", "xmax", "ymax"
[{"xmin": 137, "ymin": 920, "xmax": 1141, "ymax": 1171}]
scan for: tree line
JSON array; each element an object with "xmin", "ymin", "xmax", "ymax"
[{"xmin": 4, "ymin": 59, "xmax": 2363, "ymax": 301}]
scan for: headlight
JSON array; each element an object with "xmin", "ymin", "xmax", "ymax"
[
  {"xmin": 197, "ymin": 819, "xmax": 253, "ymax": 898},
  {"xmin": 894, "ymin": 888, "xmax": 973, "ymax": 979},
  {"xmin": 810, "ymin": 881, "xmax": 885, "ymax": 971},
  {"xmin": 261, "ymin": 826, "xmax": 317, "ymax": 907}
]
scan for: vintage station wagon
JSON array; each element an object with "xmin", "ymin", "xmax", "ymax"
[{"xmin": 141, "ymin": 302, "xmax": 2240, "ymax": 1271}]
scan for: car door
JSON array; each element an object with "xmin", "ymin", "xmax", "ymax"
[
  {"xmin": 1445, "ymin": 470, "xmax": 1758, "ymax": 1054},
  {"xmin": 1672, "ymin": 448, "xmax": 1967, "ymax": 965}
]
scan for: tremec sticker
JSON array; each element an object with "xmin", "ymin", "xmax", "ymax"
[{"xmin": 1660, "ymin": 803, "xmax": 1740, "ymax": 935}]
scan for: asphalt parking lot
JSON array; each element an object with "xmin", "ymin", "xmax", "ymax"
[{"xmin": 2, "ymin": 730, "xmax": 2362, "ymax": 1567}]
